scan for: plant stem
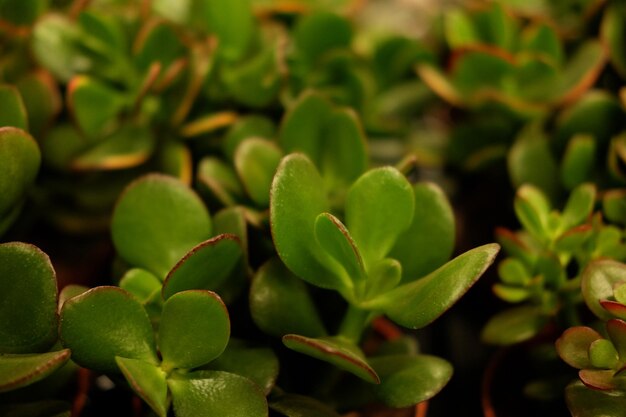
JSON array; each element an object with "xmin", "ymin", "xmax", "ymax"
[{"xmin": 338, "ymin": 305, "xmax": 370, "ymax": 344}]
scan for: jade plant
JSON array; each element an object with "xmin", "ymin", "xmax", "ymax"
[
  {"xmin": 0, "ymin": 242, "xmax": 71, "ymax": 416},
  {"xmin": 250, "ymin": 152, "xmax": 500, "ymax": 408}
]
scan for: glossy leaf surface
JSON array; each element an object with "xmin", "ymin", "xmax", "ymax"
[
  {"xmin": 369, "ymin": 354, "xmax": 452, "ymax": 407},
  {"xmin": 582, "ymin": 260, "xmax": 626, "ymax": 320},
  {"xmin": 112, "ymin": 174, "xmax": 212, "ymax": 278},
  {"xmin": 376, "ymin": 244, "xmax": 499, "ymax": 329},
  {"xmin": 162, "ymin": 235, "xmax": 242, "ymax": 300},
  {"xmin": 168, "ymin": 370, "xmax": 267, "ymax": 417},
  {"xmin": 388, "ymin": 182, "xmax": 455, "ymax": 281},
  {"xmin": 250, "ymin": 259, "xmax": 326, "ymax": 338},
  {"xmin": 345, "ymin": 167, "xmax": 414, "ymax": 264},
  {"xmin": 0, "ymin": 350, "xmax": 71, "ymax": 393},
  {"xmin": 282, "ymin": 335, "xmax": 379, "ymax": 383},
  {"xmin": 116, "ymin": 357, "xmax": 168, "ymax": 417},
  {"xmin": 0, "ymin": 243, "xmax": 57, "ymax": 354},
  {"xmin": 59, "ymin": 287, "xmax": 158, "ymax": 373},
  {"xmin": 159, "ymin": 290, "xmax": 230, "ymax": 370},
  {"xmin": 556, "ymin": 327, "xmax": 603, "ymax": 369}
]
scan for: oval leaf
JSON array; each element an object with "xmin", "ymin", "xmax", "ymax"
[
  {"xmin": 373, "ymin": 244, "xmax": 500, "ymax": 329},
  {"xmin": 168, "ymin": 370, "xmax": 267, "ymax": 417},
  {"xmin": 234, "ymin": 138, "xmax": 282, "ymax": 207},
  {"xmin": 556, "ymin": 326, "xmax": 603, "ymax": 369},
  {"xmin": 116, "ymin": 357, "xmax": 168, "ymax": 417},
  {"xmin": 59, "ymin": 287, "xmax": 158, "ymax": 373},
  {"xmin": 482, "ymin": 305, "xmax": 547, "ymax": 346},
  {"xmin": 159, "ymin": 290, "xmax": 230, "ymax": 370},
  {"xmin": 249, "ymin": 258, "xmax": 326, "ymax": 338},
  {"xmin": 111, "ymin": 173, "xmax": 212, "ymax": 278},
  {"xmin": 0, "ymin": 242, "xmax": 57, "ymax": 354},
  {"xmin": 582, "ymin": 259, "xmax": 626, "ymax": 321},
  {"xmin": 0, "ymin": 350, "xmax": 71, "ymax": 393},
  {"xmin": 282, "ymin": 335, "xmax": 379, "ymax": 384},
  {"xmin": 345, "ymin": 167, "xmax": 414, "ymax": 265}
]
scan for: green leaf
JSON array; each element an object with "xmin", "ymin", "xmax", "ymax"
[
  {"xmin": 492, "ymin": 284, "xmax": 530, "ymax": 303},
  {"xmin": 581, "ymin": 260, "xmax": 626, "ymax": 321},
  {"xmin": 282, "ymin": 335, "xmax": 379, "ymax": 383},
  {"xmin": 606, "ymin": 319, "xmax": 626, "ymax": 360},
  {"xmin": 345, "ymin": 167, "xmax": 414, "ymax": 265},
  {"xmin": 314, "ymin": 213, "xmax": 365, "ymax": 287},
  {"xmin": 482, "ymin": 305, "xmax": 547, "ymax": 345},
  {"xmin": 369, "ymin": 354, "xmax": 452, "ymax": 407},
  {"xmin": 388, "ymin": 182, "xmax": 455, "ymax": 282},
  {"xmin": 602, "ymin": 3, "xmax": 626, "ymax": 77},
  {"xmin": 112, "ymin": 174, "xmax": 212, "ymax": 278},
  {"xmin": 270, "ymin": 154, "xmax": 347, "ymax": 291},
  {"xmin": 168, "ymin": 370, "xmax": 267, "ymax": 417},
  {"xmin": 159, "ymin": 290, "xmax": 230, "ymax": 370},
  {"xmin": 514, "ymin": 184, "xmax": 550, "ymax": 240},
  {"xmin": 554, "ymin": 225, "xmax": 593, "ymax": 253},
  {"xmin": 566, "ymin": 381, "xmax": 626, "ymax": 417},
  {"xmin": 59, "ymin": 287, "xmax": 158, "ymax": 373},
  {"xmin": 552, "ymin": 41, "xmax": 606, "ymax": 104},
  {"xmin": 508, "ymin": 125, "xmax": 559, "ymax": 201},
  {"xmin": 0, "ymin": 350, "xmax": 71, "ymax": 393},
  {"xmin": 293, "ymin": 12, "xmax": 352, "ymax": 64},
  {"xmin": 0, "ymin": 243, "xmax": 57, "ymax": 354},
  {"xmin": 561, "ymin": 135, "xmax": 596, "ymax": 190},
  {"xmin": 157, "ymin": 141, "xmax": 192, "ymax": 185},
  {"xmin": 16, "ymin": 72, "xmax": 61, "ymax": 138},
  {"xmin": 234, "ymin": 138, "xmax": 282, "ymax": 207},
  {"xmin": 208, "ymin": 339, "xmax": 279, "ymax": 395},
  {"xmin": 579, "ymin": 369, "xmax": 616, "ymax": 390},
  {"xmin": 116, "ymin": 357, "xmax": 168, "ymax": 417},
  {"xmin": 196, "ymin": 157, "xmax": 245, "ymax": 207},
  {"xmin": 222, "ymin": 116, "xmax": 275, "ymax": 161},
  {"xmin": 213, "ymin": 207, "xmax": 248, "ymax": 253},
  {"xmin": 134, "ymin": 21, "xmax": 184, "ymax": 73},
  {"xmin": 498, "ymin": 258, "xmax": 530, "ymax": 286},
  {"xmin": 603, "ymin": 190, "xmax": 626, "ymax": 225},
  {"xmin": 0, "ymin": 85, "xmax": 27, "ymax": 130},
  {"xmin": 32, "ymin": 15, "xmax": 89, "ymax": 82},
  {"xmin": 119, "ymin": 269, "xmax": 162, "ymax": 303},
  {"xmin": 279, "ymin": 92, "xmax": 367, "ymax": 193},
  {"xmin": 589, "ymin": 339, "xmax": 619, "ymax": 369},
  {"xmin": 521, "ymin": 24, "xmax": 563, "ymax": 65},
  {"xmin": 561, "ymin": 183, "xmax": 596, "ymax": 230},
  {"xmin": 372, "ymin": 244, "xmax": 499, "ymax": 329},
  {"xmin": 249, "ymin": 258, "xmax": 326, "ymax": 338},
  {"xmin": 0, "ymin": 128, "xmax": 41, "ymax": 224},
  {"xmin": 68, "ymin": 76, "xmax": 126, "ymax": 139},
  {"xmin": 270, "ymin": 393, "xmax": 341, "ymax": 417},
  {"xmin": 364, "ymin": 258, "xmax": 402, "ymax": 300},
  {"xmin": 556, "ymin": 326, "xmax": 602, "ymax": 369},
  {"xmin": 444, "ymin": 9, "xmax": 479, "ymax": 48},
  {"xmin": 161, "ymin": 235, "xmax": 243, "ymax": 300},
  {"xmin": 71, "ymin": 124, "xmax": 155, "ymax": 171},
  {"xmin": 204, "ymin": 0, "xmax": 255, "ymax": 61}
]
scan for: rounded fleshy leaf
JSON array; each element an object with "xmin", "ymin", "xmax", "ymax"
[
  {"xmin": 282, "ymin": 335, "xmax": 379, "ymax": 384},
  {"xmin": 371, "ymin": 244, "xmax": 499, "ymax": 329},
  {"xmin": 482, "ymin": 305, "xmax": 547, "ymax": 346},
  {"xmin": 16, "ymin": 72, "xmax": 62, "ymax": 138},
  {"xmin": 111, "ymin": 173, "xmax": 212, "ymax": 278},
  {"xmin": 345, "ymin": 167, "xmax": 414, "ymax": 264},
  {"xmin": 561, "ymin": 183, "xmax": 596, "ymax": 230},
  {"xmin": 119, "ymin": 269, "xmax": 161, "ymax": 303},
  {"xmin": 369, "ymin": 354, "xmax": 452, "ymax": 407},
  {"xmin": 279, "ymin": 92, "xmax": 367, "ymax": 192},
  {"xmin": 579, "ymin": 369, "xmax": 616, "ymax": 391},
  {"xmin": 197, "ymin": 157, "xmax": 245, "ymax": 207},
  {"xmin": 270, "ymin": 154, "xmax": 347, "ymax": 291},
  {"xmin": 561, "ymin": 135, "xmax": 596, "ymax": 190},
  {"xmin": 0, "ymin": 85, "xmax": 27, "ymax": 130},
  {"xmin": 603, "ymin": 190, "xmax": 626, "ymax": 225},
  {"xmin": 606, "ymin": 319, "xmax": 626, "ymax": 360},
  {"xmin": 388, "ymin": 182, "xmax": 455, "ymax": 282},
  {"xmin": 0, "ymin": 243, "xmax": 57, "ymax": 354},
  {"xmin": 116, "ymin": 357, "xmax": 168, "ymax": 417},
  {"xmin": 0, "ymin": 128, "xmax": 41, "ymax": 221},
  {"xmin": 293, "ymin": 12, "xmax": 351, "ymax": 64},
  {"xmin": 582, "ymin": 260, "xmax": 626, "ymax": 320},
  {"xmin": 234, "ymin": 138, "xmax": 282, "ymax": 207},
  {"xmin": 67, "ymin": 76, "xmax": 126, "ymax": 139},
  {"xmin": 161, "ymin": 235, "xmax": 243, "ymax": 301},
  {"xmin": 208, "ymin": 339, "xmax": 279, "ymax": 395},
  {"xmin": 514, "ymin": 184, "xmax": 550, "ymax": 240},
  {"xmin": 159, "ymin": 290, "xmax": 230, "ymax": 371},
  {"xmin": 204, "ymin": 0, "xmax": 255, "ymax": 61},
  {"xmin": 589, "ymin": 339, "xmax": 619, "ymax": 369},
  {"xmin": 250, "ymin": 258, "xmax": 326, "ymax": 338},
  {"xmin": 168, "ymin": 370, "xmax": 267, "ymax": 417},
  {"xmin": 556, "ymin": 326, "xmax": 602, "ymax": 370},
  {"xmin": 314, "ymin": 213, "xmax": 365, "ymax": 287},
  {"xmin": 270, "ymin": 393, "xmax": 341, "ymax": 417},
  {"xmin": 0, "ymin": 349, "xmax": 71, "ymax": 393},
  {"xmin": 566, "ymin": 380, "xmax": 626, "ymax": 417},
  {"xmin": 223, "ymin": 116, "xmax": 275, "ymax": 161},
  {"xmin": 59, "ymin": 286, "xmax": 158, "ymax": 373},
  {"xmin": 552, "ymin": 41, "xmax": 606, "ymax": 105}
]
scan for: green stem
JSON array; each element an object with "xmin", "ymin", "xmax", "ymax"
[{"xmin": 338, "ymin": 305, "xmax": 370, "ymax": 344}]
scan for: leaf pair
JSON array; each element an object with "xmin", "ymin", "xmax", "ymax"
[{"xmin": 0, "ymin": 243, "xmax": 70, "ymax": 393}]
